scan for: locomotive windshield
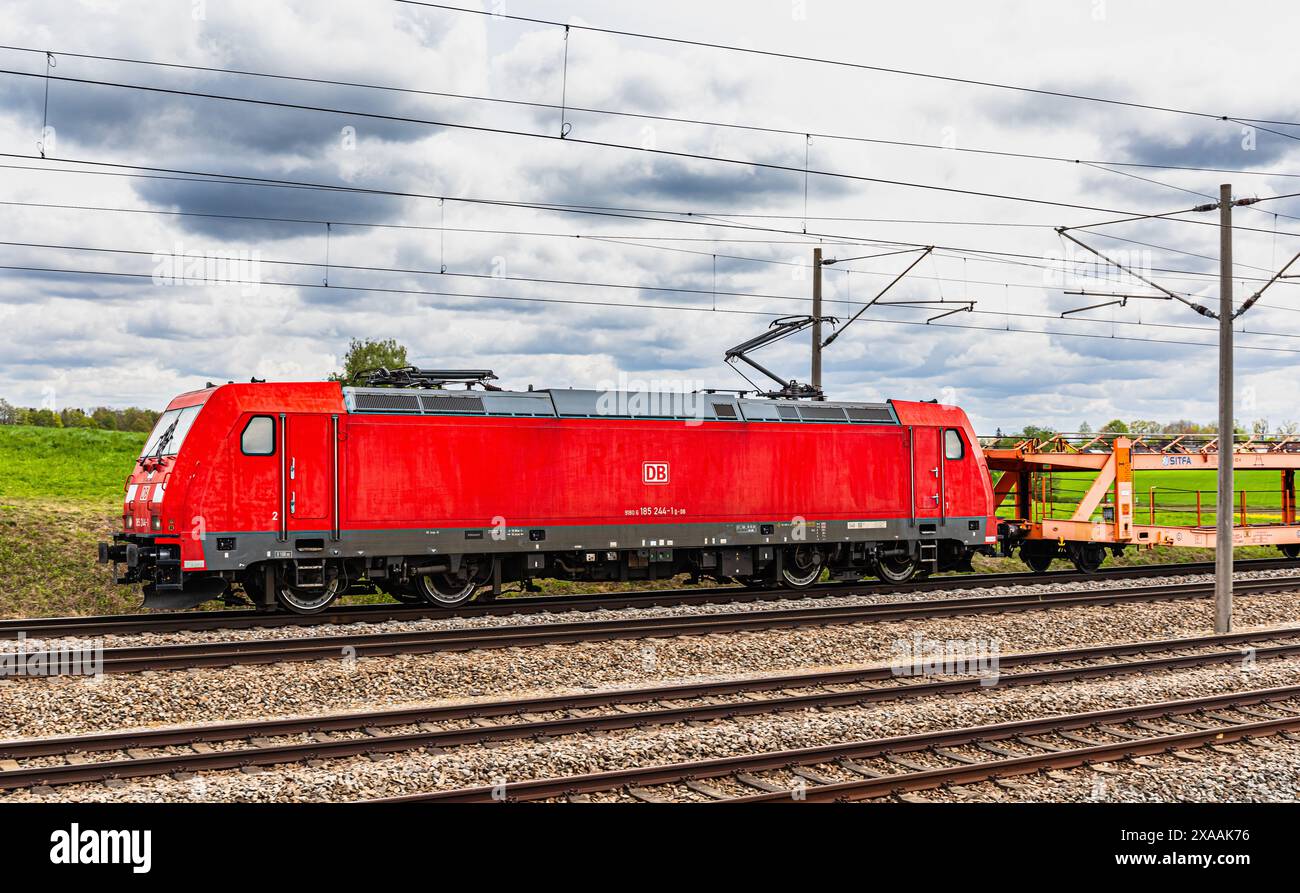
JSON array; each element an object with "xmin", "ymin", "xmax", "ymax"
[{"xmin": 140, "ymin": 404, "xmax": 202, "ymax": 458}]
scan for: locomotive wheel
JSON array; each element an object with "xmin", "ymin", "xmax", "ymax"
[
  {"xmin": 1068, "ymin": 542, "xmax": 1106, "ymax": 574},
  {"xmin": 416, "ymin": 573, "xmax": 480, "ymax": 607},
  {"xmin": 1281, "ymin": 544, "xmax": 1300, "ymax": 560},
  {"xmin": 276, "ymin": 572, "xmax": 343, "ymax": 614},
  {"xmin": 875, "ymin": 554, "xmax": 919, "ymax": 584},
  {"xmin": 780, "ymin": 547, "xmax": 823, "ymax": 589}
]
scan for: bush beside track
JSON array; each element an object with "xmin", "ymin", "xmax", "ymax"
[{"xmin": 0, "ymin": 425, "xmax": 1283, "ymax": 618}]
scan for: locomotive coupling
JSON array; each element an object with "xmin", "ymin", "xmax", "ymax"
[
  {"xmin": 98, "ymin": 540, "xmax": 139, "ymax": 567},
  {"xmin": 996, "ymin": 520, "xmax": 1030, "ymax": 557},
  {"xmin": 98, "ymin": 533, "xmax": 182, "ymax": 590}
]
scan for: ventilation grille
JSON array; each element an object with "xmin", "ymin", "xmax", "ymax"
[
  {"xmin": 777, "ymin": 405, "xmax": 800, "ymax": 420},
  {"xmin": 798, "ymin": 405, "xmax": 848, "ymax": 422},
  {"xmin": 353, "ymin": 392, "xmax": 421, "ymax": 412},
  {"xmin": 420, "ymin": 395, "xmax": 485, "ymax": 414},
  {"xmin": 846, "ymin": 406, "xmax": 895, "ymax": 423},
  {"xmin": 711, "ymin": 403, "xmax": 738, "ymax": 419}
]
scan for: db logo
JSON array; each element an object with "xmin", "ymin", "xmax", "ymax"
[{"xmin": 642, "ymin": 461, "xmax": 670, "ymax": 485}]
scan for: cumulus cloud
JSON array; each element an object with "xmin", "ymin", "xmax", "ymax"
[{"xmin": 1, "ymin": 0, "xmax": 1299, "ymax": 433}]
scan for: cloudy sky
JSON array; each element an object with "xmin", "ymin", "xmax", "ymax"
[{"xmin": 1, "ymin": 0, "xmax": 1299, "ymax": 433}]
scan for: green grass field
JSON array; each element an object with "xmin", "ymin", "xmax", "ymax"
[
  {"xmin": 0, "ymin": 426, "xmax": 144, "ymax": 500},
  {"xmin": 997, "ymin": 468, "xmax": 1291, "ymax": 527},
  {"xmin": 0, "ymin": 427, "xmax": 147, "ymax": 615}
]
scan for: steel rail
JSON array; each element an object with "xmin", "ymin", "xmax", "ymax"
[
  {"xmin": 3, "ymin": 626, "xmax": 1299, "ymax": 790},
  {"xmin": 4, "ymin": 558, "xmax": 1292, "ymax": 640},
  {"xmin": 9, "ymin": 576, "xmax": 1299, "ymax": 676},
  {"xmin": 729, "ymin": 716, "xmax": 1300, "ymax": 803},
  {"xmin": 371, "ymin": 684, "xmax": 1300, "ymax": 802}
]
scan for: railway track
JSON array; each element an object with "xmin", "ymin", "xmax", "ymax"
[
  {"xmin": 3, "ymin": 625, "xmax": 1298, "ymax": 791},
  {"xmin": 373, "ymin": 684, "xmax": 1300, "ymax": 803},
  {"xmin": 11, "ymin": 575, "xmax": 1300, "ymax": 675},
  {"xmin": 4, "ymin": 558, "xmax": 1294, "ymax": 641}
]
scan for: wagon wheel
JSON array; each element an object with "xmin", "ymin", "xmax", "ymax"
[
  {"xmin": 1068, "ymin": 542, "xmax": 1106, "ymax": 574},
  {"xmin": 1019, "ymin": 542, "xmax": 1056, "ymax": 574},
  {"xmin": 1281, "ymin": 544, "xmax": 1300, "ymax": 560},
  {"xmin": 779, "ymin": 546, "xmax": 823, "ymax": 589},
  {"xmin": 875, "ymin": 554, "xmax": 919, "ymax": 584}
]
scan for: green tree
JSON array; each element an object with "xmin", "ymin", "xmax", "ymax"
[
  {"xmin": 330, "ymin": 338, "xmax": 409, "ymax": 382},
  {"xmin": 1100, "ymin": 419, "xmax": 1129, "ymax": 434},
  {"xmin": 1128, "ymin": 419, "xmax": 1161, "ymax": 435},
  {"xmin": 0, "ymin": 398, "xmax": 14, "ymax": 424},
  {"xmin": 1019, "ymin": 425, "xmax": 1056, "ymax": 444},
  {"xmin": 30, "ymin": 408, "xmax": 62, "ymax": 428},
  {"xmin": 120, "ymin": 407, "xmax": 154, "ymax": 433},
  {"xmin": 61, "ymin": 408, "xmax": 95, "ymax": 428},
  {"xmin": 91, "ymin": 407, "xmax": 118, "ymax": 430}
]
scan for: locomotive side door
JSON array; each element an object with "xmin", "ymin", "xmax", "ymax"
[
  {"xmin": 284, "ymin": 414, "xmax": 331, "ymax": 530},
  {"xmin": 940, "ymin": 427, "xmax": 974, "ymax": 520},
  {"xmin": 911, "ymin": 426, "xmax": 944, "ymax": 520}
]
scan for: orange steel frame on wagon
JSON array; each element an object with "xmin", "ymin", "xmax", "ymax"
[{"xmin": 984, "ymin": 434, "xmax": 1300, "ymax": 553}]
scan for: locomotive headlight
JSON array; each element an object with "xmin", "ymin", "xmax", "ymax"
[{"xmin": 151, "ymin": 516, "xmax": 163, "ymax": 531}]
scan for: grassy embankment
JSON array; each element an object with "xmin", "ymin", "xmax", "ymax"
[
  {"xmin": 0, "ymin": 426, "xmax": 1290, "ymax": 617},
  {"xmin": 0, "ymin": 426, "xmax": 145, "ymax": 617}
]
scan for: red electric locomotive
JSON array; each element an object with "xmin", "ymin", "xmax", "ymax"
[{"xmin": 99, "ymin": 370, "xmax": 998, "ymax": 613}]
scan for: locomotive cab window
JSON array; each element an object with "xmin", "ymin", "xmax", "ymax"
[
  {"xmin": 241, "ymin": 416, "xmax": 275, "ymax": 456},
  {"xmin": 140, "ymin": 404, "xmax": 202, "ymax": 458},
  {"xmin": 944, "ymin": 428, "xmax": 964, "ymax": 460}
]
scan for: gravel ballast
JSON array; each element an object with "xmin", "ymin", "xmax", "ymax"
[
  {"xmin": 926, "ymin": 735, "xmax": 1300, "ymax": 803},
  {"xmin": 4, "ymin": 568, "xmax": 1297, "ymax": 655},
  {"xmin": 1, "ymin": 587, "xmax": 1299, "ymax": 740},
  {"xmin": 5, "ymin": 633, "xmax": 1300, "ymax": 802}
]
